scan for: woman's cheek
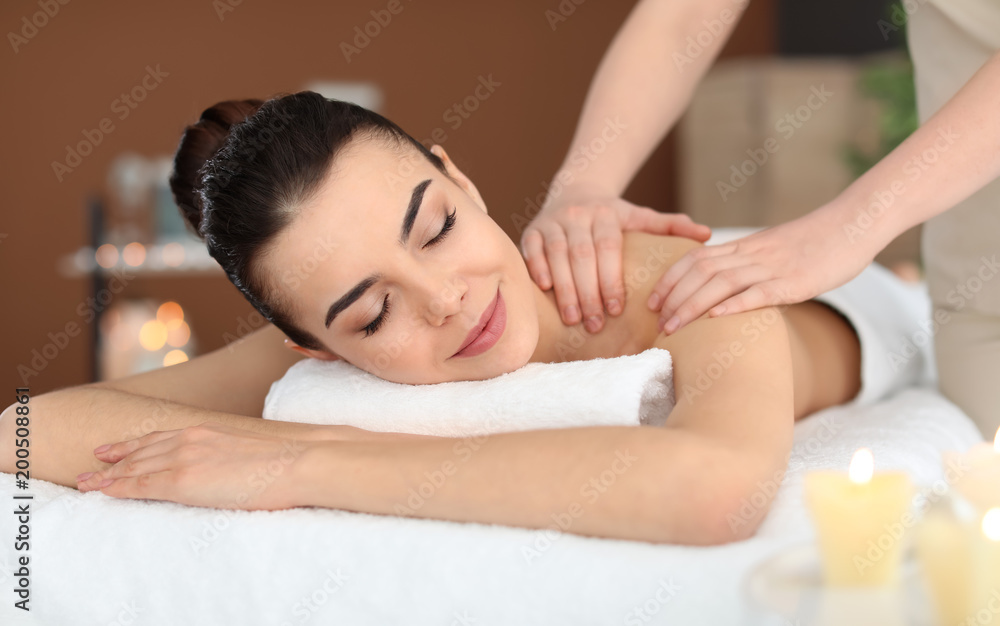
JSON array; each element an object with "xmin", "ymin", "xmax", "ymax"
[{"xmin": 380, "ymin": 331, "xmax": 430, "ymax": 372}]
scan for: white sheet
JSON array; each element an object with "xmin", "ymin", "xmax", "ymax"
[{"xmin": 0, "ymin": 386, "xmax": 982, "ymax": 626}]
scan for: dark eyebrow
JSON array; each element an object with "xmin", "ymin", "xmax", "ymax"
[
  {"xmin": 324, "ymin": 179, "xmax": 433, "ymax": 329},
  {"xmin": 398, "ymin": 178, "xmax": 432, "ymax": 246},
  {"xmin": 324, "ymin": 273, "xmax": 381, "ymax": 329}
]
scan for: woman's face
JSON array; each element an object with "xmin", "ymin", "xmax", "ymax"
[{"xmin": 266, "ymin": 138, "xmax": 541, "ymax": 384}]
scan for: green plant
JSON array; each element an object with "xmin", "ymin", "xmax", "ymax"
[{"xmin": 843, "ymin": 57, "xmax": 919, "ymax": 179}]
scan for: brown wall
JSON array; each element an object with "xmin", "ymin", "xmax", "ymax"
[{"xmin": 0, "ymin": 0, "xmax": 774, "ymax": 394}]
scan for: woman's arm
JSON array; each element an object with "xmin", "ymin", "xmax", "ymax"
[
  {"xmin": 0, "ymin": 323, "xmax": 412, "ymax": 487},
  {"xmin": 87, "ymin": 322, "xmax": 305, "ymax": 416},
  {"xmin": 79, "ymin": 304, "xmax": 795, "ymax": 546},
  {"xmin": 296, "ymin": 305, "xmax": 794, "ymax": 545}
]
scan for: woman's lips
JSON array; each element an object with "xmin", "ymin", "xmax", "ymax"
[{"xmin": 453, "ymin": 288, "xmax": 505, "ymax": 358}]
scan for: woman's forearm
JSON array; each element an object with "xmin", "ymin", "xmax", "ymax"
[
  {"xmin": 831, "ymin": 50, "xmax": 1000, "ymax": 246},
  {"xmin": 0, "ymin": 385, "xmax": 400, "ymax": 488},
  {"xmin": 295, "ymin": 424, "xmax": 753, "ymax": 545},
  {"xmin": 553, "ymin": 0, "xmax": 748, "ymax": 197}
]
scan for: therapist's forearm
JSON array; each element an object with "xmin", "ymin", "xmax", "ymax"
[
  {"xmin": 295, "ymin": 425, "xmax": 745, "ymax": 545},
  {"xmin": 552, "ymin": 0, "xmax": 748, "ymax": 197},
  {"xmin": 830, "ymin": 50, "xmax": 1000, "ymax": 245}
]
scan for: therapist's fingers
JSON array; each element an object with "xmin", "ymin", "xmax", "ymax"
[
  {"xmin": 658, "ymin": 265, "xmax": 773, "ymax": 334},
  {"xmin": 565, "ymin": 220, "xmax": 605, "ymax": 333},
  {"xmin": 521, "ymin": 227, "xmax": 553, "ymax": 290},
  {"xmin": 707, "ymin": 281, "xmax": 799, "ymax": 319},
  {"xmin": 540, "ymin": 224, "xmax": 583, "ymax": 325},
  {"xmin": 623, "ymin": 207, "xmax": 712, "ymax": 242},
  {"xmin": 659, "ymin": 255, "xmax": 756, "ymax": 327},
  {"xmin": 592, "ymin": 209, "xmax": 625, "ymax": 317},
  {"xmin": 647, "ymin": 244, "xmax": 738, "ymax": 312}
]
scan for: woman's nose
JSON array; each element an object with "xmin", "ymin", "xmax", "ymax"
[{"xmin": 415, "ymin": 272, "xmax": 466, "ymax": 326}]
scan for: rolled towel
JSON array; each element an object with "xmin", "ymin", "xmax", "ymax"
[{"xmin": 263, "ymin": 349, "xmax": 676, "ymax": 437}]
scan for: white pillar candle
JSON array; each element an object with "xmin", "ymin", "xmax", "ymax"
[{"xmin": 805, "ymin": 448, "xmax": 914, "ymax": 586}]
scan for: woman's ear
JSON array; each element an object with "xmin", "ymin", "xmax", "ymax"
[
  {"xmin": 430, "ymin": 144, "xmax": 487, "ymax": 213},
  {"xmin": 283, "ymin": 338, "xmax": 341, "ymax": 362}
]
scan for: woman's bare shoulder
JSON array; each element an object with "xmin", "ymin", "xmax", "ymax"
[
  {"xmin": 621, "ymin": 232, "xmax": 704, "ymax": 304},
  {"xmin": 90, "ymin": 322, "xmax": 307, "ymax": 417},
  {"xmin": 608, "ymin": 232, "xmax": 706, "ymax": 352}
]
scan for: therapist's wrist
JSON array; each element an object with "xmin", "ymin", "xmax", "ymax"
[
  {"xmin": 818, "ymin": 193, "xmax": 904, "ymax": 257},
  {"xmin": 540, "ymin": 178, "xmax": 622, "ymax": 214}
]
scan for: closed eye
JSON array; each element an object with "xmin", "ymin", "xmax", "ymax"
[
  {"xmin": 423, "ymin": 207, "xmax": 456, "ymax": 248},
  {"xmin": 362, "ymin": 295, "xmax": 390, "ymax": 337},
  {"xmin": 361, "ymin": 207, "xmax": 457, "ymax": 337}
]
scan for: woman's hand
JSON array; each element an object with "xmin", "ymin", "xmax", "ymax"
[
  {"xmin": 520, "ymin": 188, "xmax": 711, "ymax": 333},
  {"xmin": 75, "ymin": 421, "xmax": 323, "ymax": 510},
  {"xmin": 647, "ymin": 206, "xmax": 880, "ymax": 334}
]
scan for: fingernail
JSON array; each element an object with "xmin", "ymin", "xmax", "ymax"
[
  {"xmin": 711, "ymin": 305, "xmax": 727, "ymax": 316},
  {"xmin": 77, "ymin": 472, "xmax": 94, "ymax": 482},
  {"xmin": 585, "ymin": 315, "xmax": 602, "ymax": 332},
  {"xmin": 98, "ymin": 478, "xmax": 114, "ymax": 488},
  {"xmin": 665, "ymin": 316, "xmax": 680, "ymax": 334},
  {"xmin": 94, "ymin": 444, "xmax": 111, "ymax": 454},
  {"xmin": 565, "ymin": 305, "xmax": 579, "ymax": 322},
  {"xmin": 539, "ymin": 273, "xmax": 550, "ymax": 286},
  {"xmin": 607, "ymin": 299, "xmax": 621, "ymax": 315},
  {"xmin": 647, "ymin": 293, "xmax": 660, "ymax": 310}
]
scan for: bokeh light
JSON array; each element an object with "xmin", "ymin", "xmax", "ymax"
[
  {"xmin": 122, "ymin": 242, "xmax": 146, "ymax": 266},
  {"xmin": 157, "ymin": 301, "xmax": 184, "ymax": 327},
  {"xmin": 138, "ymin": 320, "xmax": 168, "ymax": 351},
  {"xmin": 95, "ymin": 244, "xmax": 119, "ymax": 268},
  {"xmin": 166, "ymin": 320, "xmax": 191, "ymax": 347},
  {"xmin": 162, "ymin": 242, "xmax": 185, "ymax": 267},
  {"xmin": 163, "ymin": 349, "xmax": 189, "ymax": 366}
]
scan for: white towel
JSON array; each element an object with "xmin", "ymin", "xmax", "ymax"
[{"xmin": 263, "ymin": 348, "xmax": 676, "ymax": 436}]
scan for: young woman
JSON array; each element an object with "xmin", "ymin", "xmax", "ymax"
[{"xmin": 2, "ymin": 92, "xmax": 915, "ymax": 545}]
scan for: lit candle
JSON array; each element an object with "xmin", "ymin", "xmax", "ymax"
[
  {"xmin": 970, "ymin": 508, "xmax": 1000, "ymax": 626},
  {"xmin": 945, "ymin": 428, "xmax": 1000, "ymax": 512},
  {"xmin": 804, "ymin": 448, "xmax": 914, "ymax": 586},
  {"xmin": 915, "ymin": 495, "xmax": 976, "ymax": 626}
]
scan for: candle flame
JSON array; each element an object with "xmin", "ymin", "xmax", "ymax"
[
  {"xmin": 993, "ymin": 427, "xmax": 999, "ymax": 453},
  {"xmin": 983, "ymin": 508, "xmax": 1000, "ymax": 542},
  {"xmin": 849, "ymin": 448, "xmax": 874, "ymax": 484}
]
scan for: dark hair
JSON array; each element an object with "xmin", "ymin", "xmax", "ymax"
[{"xmin": 169, "ymin": 91, "xmax": 448, "ymax": 351}]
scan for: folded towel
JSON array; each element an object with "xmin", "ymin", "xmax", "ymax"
[{"xmin": 263, "ymin": 348, "xmax": 676, "ymax": 436}]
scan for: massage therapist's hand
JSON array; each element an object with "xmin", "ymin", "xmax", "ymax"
[
  {"xmin": 74, "ymin": 422, "xmax": 354, "ymax": 510},
  {"xmin": 520, "ymin": 185, "xmax": 711, "ymax": 333},
  {"xmin": 649, "ymin": 205, "xmax": 879, "ymax": 334}
]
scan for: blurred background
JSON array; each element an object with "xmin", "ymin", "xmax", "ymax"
[{"xmin": 0, "ymin": 0, "xmax": 918, "ymax": 393}]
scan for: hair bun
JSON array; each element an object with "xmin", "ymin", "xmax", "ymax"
[{"xmin": 169, "ymin": 99, "xmax": 264, "ymax": 238}]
